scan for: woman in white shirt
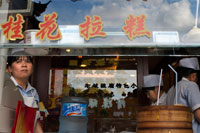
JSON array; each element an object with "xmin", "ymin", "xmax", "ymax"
[{"xmin": 7, "ymin": 56, "xmax": 43, "ymax": 133}]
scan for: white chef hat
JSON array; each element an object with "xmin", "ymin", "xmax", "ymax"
[
  {"xmin": 10, "ymin": 48, "xmax": 25, "ymax": 55},
  {"xmin": 179, "ymin": 57, "xmax": 199, "ymax": 71},
  {"xmin": 143, "ymin": 74, "xmax": 163, "ymax": 88}
]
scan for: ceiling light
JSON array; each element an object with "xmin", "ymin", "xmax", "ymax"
[
  {"xmin": 80, "ymin": 64, "xmax": 87, "ymax": 67},
  {"xmin": 66, "ymin": 49, "xmax": 70, "ymax": 52}
]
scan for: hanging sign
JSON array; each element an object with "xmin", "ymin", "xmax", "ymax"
[
  {"xmin": 1, "ymin": 13, "xmax": 152, "ymax": 41},
  {"xmin": 36, "ymin": 12, "xmax": 62, "ymax": 41},
  {"xmin": 1, "ymin": 14, "xmax": 24, "ymax": 40},
  {"xmin": 79, "ymin": 15, "xmax": 107, "ymax": 41},
  {"xmin": 122, "ymin": 14, "xmax": 151, "ymax": 40}
]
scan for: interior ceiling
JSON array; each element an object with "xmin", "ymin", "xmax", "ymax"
[
  {"xmin": 48, "ymin": 56, "xmax": 196, "ymax": 73},
  {"xmin": 148, "ymin": 56, "xmax": 182, "ymax": 74},
  {"xmin": 50, "ymin": 56, "xmax": 137, "ymax": 70}
]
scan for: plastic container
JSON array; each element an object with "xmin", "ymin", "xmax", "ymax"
[
  {"xmin": 24, "ymin": 29, "xmax": 49, "ymax": 55},
  {"xmin": 58, "ymin": 97, "xmax": 89, "ymax": 133}
]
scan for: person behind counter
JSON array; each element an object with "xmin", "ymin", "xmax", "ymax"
[
  {"xmin": 7, "ymin": 56, "xmax": 43, "ymax": 133},
  {"xmin": 143, "ymin": 74, "xmax": 167, "ymax": 105},
  {"xmin": 166, "ymin": 57, "xmax": 200, "ymax": 133}
]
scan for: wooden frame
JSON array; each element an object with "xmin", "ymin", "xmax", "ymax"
[{"xmin": 0, "ymin": 0, "xmax": 33, "ymax": 16}]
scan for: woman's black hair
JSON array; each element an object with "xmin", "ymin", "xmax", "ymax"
[
  {"xmin": 7, "ymin": 56, "xmax": 33, "ymax": 67},
  {"xmin": 142, "ymin": 86, "xmax": 163, "ymax": 93},
  {"xmin": 176, "ymin": 66, "xmax": 198, "ymax": 81},
  {"xmin": 142, "ymin": 87, "xmax": 155, "ymax": 92}
]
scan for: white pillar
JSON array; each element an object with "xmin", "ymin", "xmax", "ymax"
[
  {"xmin": 0, "ymin": 49, "xmax": 8, "ymax": 104},
  {"xmin": 0, "ymin": 1, "xmax": 11, "ymax": 132},
  {"xmin": 0, "ymin": 0, "xmax": 9, "ymax": 104}
]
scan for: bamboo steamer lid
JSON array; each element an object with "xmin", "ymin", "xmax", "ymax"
[{"xmin": 137, "ymin": 105, "xmax": 193, "ymax": 133}]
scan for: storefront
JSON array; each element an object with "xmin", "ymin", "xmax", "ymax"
[{"xmin": 0, "ymin": 0, "xmax": 200, "ymax": 132}]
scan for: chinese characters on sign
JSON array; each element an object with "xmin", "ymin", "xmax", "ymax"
[
  {"xmin": 122, "ymin": 14, "xmax": 151, "ymax": 40},
  {"xmin": 36, "ymin": 12, "xmax": 62, "ymax": 41},
  {"xmin": 1, "ymin": 14, "xmax": 24, "ymax": 40},
  {"xmin": 1, "ymin": 13, "xmax": 151, "ymax": 41},
  {"xmin": 67, "ymin": 69, "xmax": 137, "ymax": 100},
  {"xmin": 1, "ymin": 12, "xmax": 62, "ymax": 41},
  {"xmin": 79, "ymin": 15, "xmax": 107, "ymax": 41},
  {"xmin": 85, "ymin": 83, "xmax": 137, "ymax": 89}
]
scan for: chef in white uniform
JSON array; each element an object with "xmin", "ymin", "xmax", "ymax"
[
  {"xmin": 143, "ymin": 74, "xmax": 167, "ymax": 105},
  {"xmin": 166, "ymin": 57, "xmax": 200, "ymax": 133}
]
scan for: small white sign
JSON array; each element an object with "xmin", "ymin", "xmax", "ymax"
[
  {"xmin": 58, "ymin": 25, "xmax": 84, "ymax": 44},
  {"xmin": 153, "ymin": 31, "xmax": 179, "ymax": 43}
]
